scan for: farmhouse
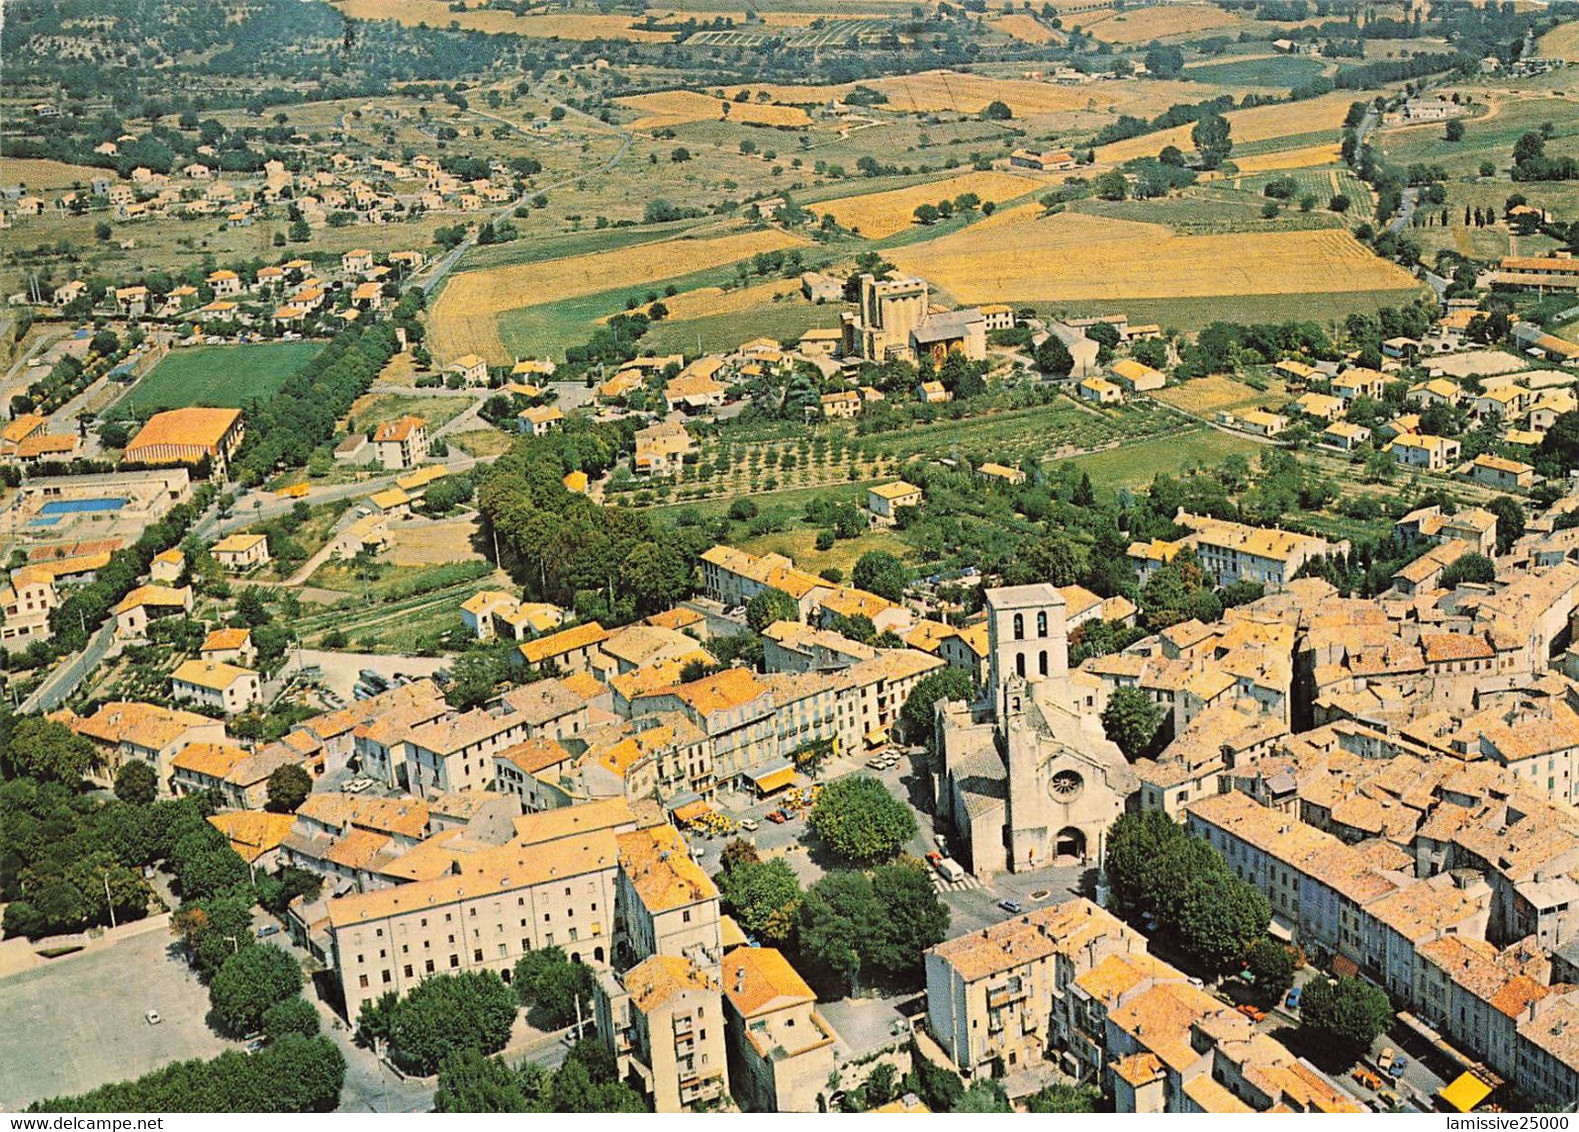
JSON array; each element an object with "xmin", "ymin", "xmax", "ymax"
[
  {"xmin": 819, "ymin": 390, "xmax": 861, "ymax": 419},
  {"xmin": 1332, "ymin": 367, "xmax": 1388, "ymax": 403},
  {"xmin": 1291, "ymin": 391, "xmax": 1343, "ymax": 421},
  {"xmin": 1460, "ymin": 453, "xmax": 1536, "ymax": 491},
  {"xmin": 634, "ymin": 420, "xmax": 695, "ymax": 477},
  {"xmin": 1493, "ymin": 253, "xmax": 1579, "ymax": 293},
  {"xmin": 1220, "ymin": 409, "xmax": 1286, "ymax": 437},
  {"xmin": 211, "ymin": 533, "xmax": 271, "ymax": 573},
  {"xmin": 517, "ymin": 405, "xmax": 565, "ymax": 436},
  {"xmin": 1078, "ymin": 377, "xmax": 1123, "ymax": 405},
  {"xmin": 113, "ymin": 585, "xmax": 193, "ymax": 640},
  {"xmin": 918, "ymin": 380, "xmax": 953, "ymax": 404},
  {"xmin": 978, "ymin": 462, "xmax": 1026, "ymax": 486},
  {"xmin": 201, "ymin": 627, "xmax": 256, "ymax": 666},
  {"xmin": 1409, "ymin": 378, "xmax": 1462, "ymax": 407},
  {"xmin": 446, "ymin": 354, "xmax": 489, "ymax": 387},
  {"xmin": 1109, "ymin": 359, "xmax": 1165, "ymax": 393},
  {"xmin": 372, "ymin": 415, "xmax": 429, "ymax": 470},
  {"xmin": 1387, "ymin": 433, "xmax": 1461, "ymax": 472},
  {"xmin": 1320, "ymin": 421, "xmax": 1371, "ymax": 451},
  {"xmin": 1009, "ymin": 148, "xmax": 1076, "ymax": 172},
  {"xmin": 171, "ymin": 659, "xmax": 262, "ymax": 715},
  {"xmin": 123, "ymin": 407, "xmax": 245, "ymax": 477},
  {"xmin": 867, "ymin": 481, "xmax": 923, "ymax": 521},
  {"xmin": 663, "ymin": 372, "xmax": 727, "ymax": 413}
]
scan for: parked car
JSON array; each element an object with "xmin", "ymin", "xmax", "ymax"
[
  {"xmin": 738, "ymin": 819, "xmax": 758, "ymax": 832},
  {"xmin": 1388, "ymin": 1055, "xmax": 1407, "ymax": 1079},
  {"xmin": 934, "ymin": 833, "xmax": 949, "ymax": 849},
  {"xmin": 1285, "ymin": 985, "xmax": 1301, "ymax": 1010},
  {"xmin": 766, "ymin": 811, "xmax": 788, "ymax": 824},
  {"xmin": 1378, "ymin": 1047, "xmax": 1395, "ymax": 1073},
  {"xmin": 1351, "ymin": 1068, "xmax": 1382, "ymax": 1091},
  {"xmin": 1236, "ymin": 1004, "xmax": 1266, "ymax": 1022},
  {"xmin": 925, "ymin": 851, "xmax": 942, "ymax": 867},
  {"xmin": 246, "ymin": 1039, "xmax": 267, "ymax": 1054},
  {"xmin": 145, "ymin": 1010, "xmax": 162, "ymax": 1025},
  {"xmin": 998, "ymin": 899, "xmax": 1023, "ymax": 914},
  {"xmin": 256, "ymin": 924, "xmax": 280, "ymax": 938}
]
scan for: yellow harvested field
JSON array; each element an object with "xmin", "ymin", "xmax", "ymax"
[
  {"xmin": 610, "ymin": 277, "xmax": 814, "ymax": 323},
  {"xmin": 1538, "ymin": 19, "xmax": 1579, "ymax": 60},
  {"xmin": 1079, "ymin": 3, "xmax": 1251, "ymax": 42},
  {"xmin": 724, "ymin": 72, "xmax": 1212, "ymax": 118},
  {"xmin": 991, "ymin": 14, "xmax": 1060, "ymax": 42},
  {"xmin": 889, "ymin": 206, "xmax": 1420, "ymax": 302},
  {"xmin": 812, "ymin": 171, "xmax": 1043, "ymax": 238},
  {"xmin": 1096, "ymin": 90, "xmax": 1355, "ymax": 164},
  {"xmin": 619, "ymin": 90, "xmax": 812, "ymax": 130},
  {"xmin": 4, "ymin": 158, "xmax": 111, "ymax": 191},
  {"xmin": 331, "ymin": 0, "xmax": 675, "ymax": 39},
  {"xmin": 1153, "ymin": 374, "xmax": 1286, "ymax": 415},
  {"xmin": 1231, "ymin": 143, "xmax": 1343, "ymax": 173},
  {"xmin": 431, "ymin": 228, "xmax": 808, "ymax": 362}
]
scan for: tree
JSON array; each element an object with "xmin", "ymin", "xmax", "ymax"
[
  {"xmin": 808, "ymin": 776, "xmax": 918, "ymax": 864},
  {"xmin": 796, "ymin": 870, "xmax": 876, "ymax": 993},
  {"xmin": 718, "ymin": 858, "xmax": 803, "ymax": 944},
  {"xmin": 209, "ymin": 944, "xmax": 304, "ymax": 1036},
  {"xmin": 262, "ymin": 996, "xmax": 321, "ymax": 1041},
  {"xmin": 1329, "ymin": 193, "xmax": 1351, "ymax": 213},
  {"xmin": 746, "ymin": 586, "xmax": 800, "ymax": 631},
  {"xmin": 1488, "ymin": 495, "xmax": 1525, "ymax": 555},
  {"xmin": 913, "ymin": 203, "xmax": 940, "ymax": 225},
  {"xmin": 1445, "ymin": 119, "xmax": 1465, "ymax": 142},
  {"xmin": 115, "ymin": 760, "xmax": 158, "ymax": 805},
  {"xmin": 265, "ymin": 764, "xmax": 312, "ymax": 814},
  {"xmin": 1093, "ymin": 170, "xmax": 1128, "ymax": 200},
  {"xmin": 1104, "ymin": 812, "xmax": 1269, "ymax": 976},
  {"xmin": 1027, "ymin": 1083, "xmax": 1101, "ymax": 1112},
  {"xmin": 1300, "ymin": 976, "xmax": 1391, "ymax": 1058},
  {"xmin": 386, "ymin": 972, "xmax": 519, "ymax": 1074},
  {"xmin": 863, "ymin": 858, "xmax": 949, "ymax": 982},
  {"xmin": 436, "ymin": 1048, "xmax": 530, "ymax": 1113},
  {"xmin": 1100, "ymin": 687, "xmax": 1165, "ymax": 761},
  {"xmin": 1440, "ymin": 552, "xmax": 1495, "ymax": 587},
  {"xmin": 956, "ymin": 1079, "xmax": 1012, "ymax": 1112},
  {"xmin": 513, "ymin": 947, "xmax": 595, "ymax": 1029},
  {"xmin": 3, "ymin": 718, "xmax": 94, "ymax": 785},
  {"xmin": 899, "ymin": 668, "xmax": 976, "ymax": 745},
  {"xmin": 1191, "ymin": 111, "xmax": 1232, "ymax": 169},
  {"xmin": 852, "ymin": 550, "xmax": 910, "ymax": 601},
  {"xmin": 719, "ymin": 837, "xmax": 760, "ymax": 874},
  {"xmin": 980, "ymin": 99, "xmax": 1013, "ymax": 120},
  {"xmin": 1035, "ymin": 334, "xmax": 1074, "ymax": 377},
  {"xmin": 1245, "ymin": 938, "xmax": 1296, "ymax": 1001}
]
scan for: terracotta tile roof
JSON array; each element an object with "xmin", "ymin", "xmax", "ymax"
[
  {"xmin": 171, "ymin": 742, "xmax": 250, "ymax": 779},
  {"xmin": 625, "ymin": 954, "xmax": 716, "ymax": 1013},
  {"xmin": 722, "ymin": 946, "xmax": 815, "ymax": 1017},
  {"xmin": 124, "ymin": 407, "xmax": 241, "ymax": 457},
  {"xmin": 519, "ymin": 621, "xmax": 609, "ymax": 665},
  {"xmin": 617, "ymin": 823, "xmax": 717, "ymax": 913}
]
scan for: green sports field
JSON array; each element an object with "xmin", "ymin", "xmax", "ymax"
[{"xmin": 122, "ymin": 342, "xmax": 319, "ymax": 413}]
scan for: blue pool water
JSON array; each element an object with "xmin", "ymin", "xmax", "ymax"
[{"xmin": 38, "ymin": 497, "xmax": 128, "ymax": 515}]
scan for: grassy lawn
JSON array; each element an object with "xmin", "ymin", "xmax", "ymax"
[
  {"xmin": 1067, "ymin": 427, "xmax": 1265, "ymax": 491},
  {"xmin": 122, "ymin": 342, "xmax": 319, "ymax": 413},
  {"xmin": 856, "ymin": 396, "xmax": 1188, "ymax": 466},
  {"xmin": 1184, "ymin": 55, "xmax": 1331, "ymax": 89},
  {"xmin": 640, "ymin": 297, "xmax": 833, "ymax": 355},
  {"xmin": 456, "ymin": 217, "xmax": 713, "ymax": 273},
  {"xmin": 346, "ymin": 393, "xmax": 474, "ymax": 435},
  {"xmin": 647, "ymin": 478, "xmax": 878, "ymax": 521},
  {"xmin": 448, "ymin": 427, "xmax": 515, "ymax": 459},
  {"xmin": 741, "ymin": 526, "xmax": 915, "ymax": 573}
]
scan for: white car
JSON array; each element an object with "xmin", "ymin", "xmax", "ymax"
[{"xmin": 145, "ymin": 1010, "xmax": 162, "ymax": 1025}]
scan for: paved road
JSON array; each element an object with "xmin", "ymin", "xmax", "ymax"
[
  {"xmin": 1389, "ymin": 185, "xmax": 1419, "ymax": 235},
  {"xmin": 21, "ymin": 619, "xmax": 116, "ymax": 713}
]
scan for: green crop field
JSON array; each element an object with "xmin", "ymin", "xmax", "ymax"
[
  {"xmin": 122, "ymin": 342, "xmax": 319, "ymax": 413},
  {"xmin": 1067, "ymin": 427, "xmax": 1265, "ymax": 491},
  {"xmin": 1184, "ymin": 55, "xmax": 1331, "ymax": 89}
]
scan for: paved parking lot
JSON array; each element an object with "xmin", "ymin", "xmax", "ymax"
[
  {"xmin": 693, "ymin": 746, "xmax": 1089, "ymax": 939},
  {"xmin": 0, "ymin": 924, "xmax": 236, "ymax": 1110}
]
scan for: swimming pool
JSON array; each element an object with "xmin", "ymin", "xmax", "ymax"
[{"xmin": 38, "ymin": 497, "xmax": 128, "ymax": 516}]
